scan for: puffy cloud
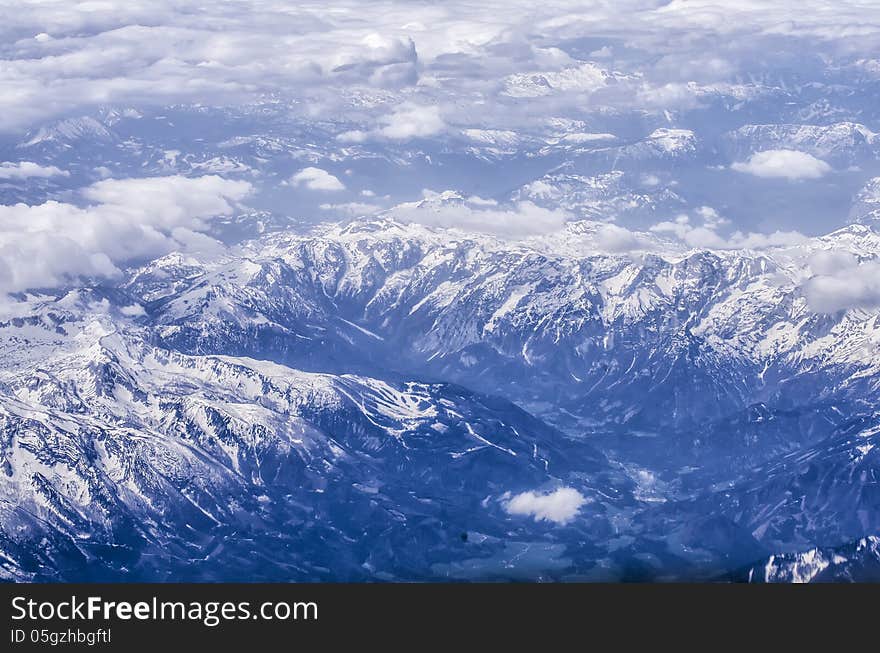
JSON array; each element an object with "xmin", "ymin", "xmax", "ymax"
[
  {"xmin": 82, "ymin": 175, "xmax": 251, "ymax": 228},
  {"xmin": 342, "ymin": 103, "xmax": 446, "ymax": 142},
  {"xmin": 504, "ymin": 487, "xmax": 587, "ymax": 525},
  {"xmin": 694, "ymin": 205, "xmax": 728, "ymax": 229},
  {"xmin": 388, "ymin": 191, "xmax": 568, "ymax": 238},
  {"xmin": 802, "ymin": 252, "xmax": 880, "ymax": 312},
  {"xmin": 0, "ymin": 161, "xmax": 68, "ymax": 179},
  {"xmin": 290, "ymin": 167, "xmax": 346, "ymax": 191},
  {"xmin": 379, "ymin": 103, "xmax": 445, "ymax": 139},
  {"xmin": 0, "ymin": 175, "xmax": 251, "ymax": 294},
  {"xmin": 334, "ymin": 33, "xmax": 420, "ymax": 86},
  {"xmin": 651, "ymin": 212, "xmax": 725, "ymax": 248},
  {"xmin": 594, "ymin": 223, "xmax": 642, "ymax": 252},
  {"xmin": 808, "ymin": 249, "xmax": 859, "ymax": 276},
  {"xmin": 731, "ymin": 150, "xmax": 832, "ymax": 180},
  {"xmin": 650, "ymin": 208, "xmax": 807, "ymax": 250}
]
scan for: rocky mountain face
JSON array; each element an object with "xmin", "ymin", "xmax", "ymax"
[
  {"xmin": 743, "ymin": 536, "xmax": 880, "ymax": 583},
  {"xmin": 131, "ymin": 216, "xmax": 880, "ymax": 469}
]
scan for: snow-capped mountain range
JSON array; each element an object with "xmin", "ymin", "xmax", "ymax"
[{"xmin": 2, "ymin": 211, "xmax": 879, "ymax": 581}]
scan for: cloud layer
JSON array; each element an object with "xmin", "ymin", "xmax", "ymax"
[
  {"xmin": 0, "ymin": 1, "xmax": 878, "ymax": 134},
  {"xmin": 0, "ymin": 1, "xmax": 875, "ymax": 306},
  {"xmin": 803, "ymin": 251, "xmax": 880, "ymax": 312},
  {"xmin": 649, "ymin": 206, "xmax": 808, "ymax": 250},
  {"xmin": 0, "ymin": 175, "xmax": 250, "ymax": 294}
]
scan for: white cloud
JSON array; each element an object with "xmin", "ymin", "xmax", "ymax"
[
  {"xmin": 731, "ymin": 150, "xmax": 832, "ymax": 180},
  {"xmin": 0, "ymin": 175, "xmax": 251, "ymax": 294},
  {"xmin": 0, "ymin": 161, "xmax": 68, "ymax": 179},
  {"xmin": 808, "ymin": 249, "xmax": 859, "ymax": 276},
  {"xmin": 377, "ymin": 103, "xmax": 445, "ymax": 140},
  {"xmin": 290, "ymin": 167, "xmax": 346, "ymax": 191},
  {"xmin": 802, "ymin": 252, "xmax": 880, "ymax": 312},
  {"xmin": 652, "ymin": 213, "xmax": 721, "ymax": 247},
  {"xmin": 650, "ymin": 208, "xmax": 807, "ymax": 250},
  {"xmin": 388, "ymin": 191, "xmax": 568, "ymax": 238},
  {"xmin": 594, "ymin": 223, "xmax": 642, "ymax": 252},
  {"xmin": 694, "ymin": 205, "xmax": 728, "ymax": 229},
  {"xmin": 504, "ymin": 487, "xmax": 587, "ymax": 525},
  {"xmin": 82, "ymin": 175, "xmax": 251, "ymax": 228},
  {"xmin": 336, "ymin": 102, "xmax": 446, "ymax": 143}
]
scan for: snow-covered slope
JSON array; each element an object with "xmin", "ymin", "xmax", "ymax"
[{"xmin": 0, "ymin": 299, "xmax": 628, "ymax": 581}]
